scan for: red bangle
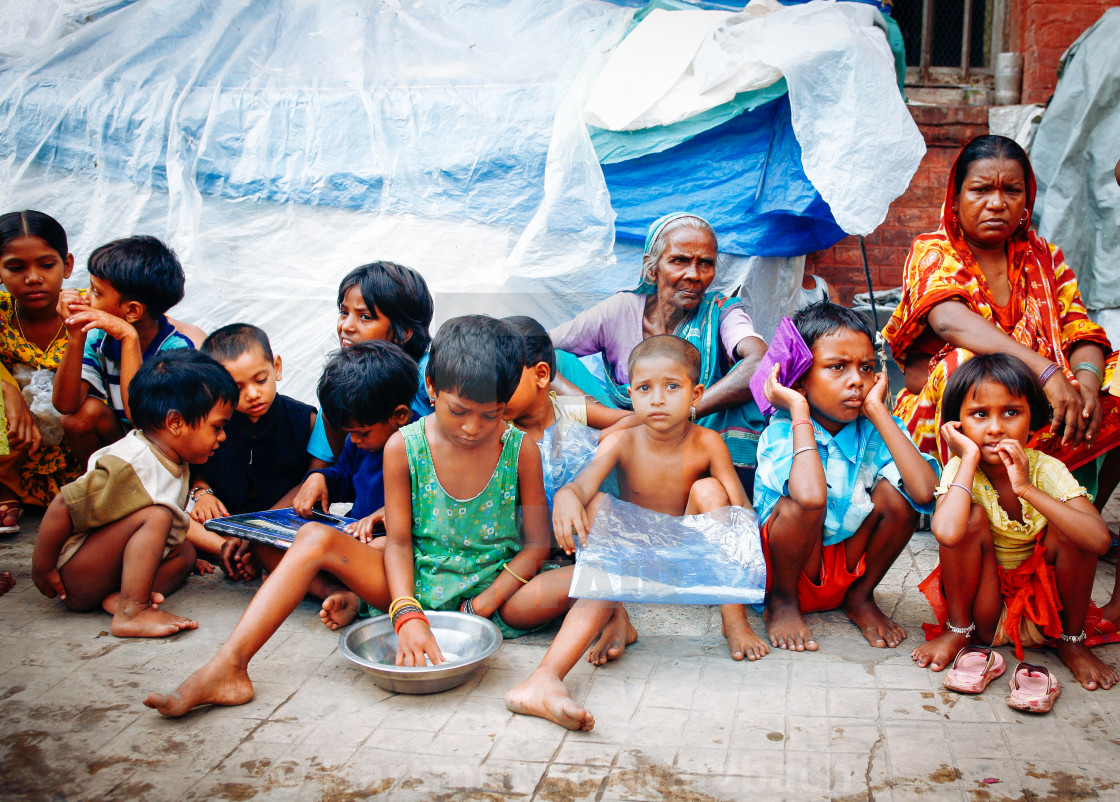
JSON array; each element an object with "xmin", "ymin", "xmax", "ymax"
[
  {"xmin": 393, "ymin": 610, "xmax": 429, "ymax": 634},
  {"xmin": 791, "ymin": 418, "xmax": 812, "ymax": 429}
]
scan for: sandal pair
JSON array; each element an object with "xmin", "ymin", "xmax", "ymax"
[
  {"xmin": 943, "ymin": 647, "xmax": 1060, "ymax": 713},
  {"xmin": 0, "ymin": 500, "xmax": 22, "ymax": 535}
]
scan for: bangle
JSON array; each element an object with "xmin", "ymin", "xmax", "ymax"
[
  {"xmin": 792, "ymin": 445, "xmax": 817, "ymax": 459},
  {"xmin": 392, "ymin": 610, "xmax": 429, "ymax": 634},
  {"xmin": 190, "ymin": 486, "xmax": 214, "ymax": 502},
  {"xmin": 948, "ymin": 482, "xmax": 973, "ymax": 500},
  {"xmin": 1072, "ymin": 362, "xmax": 1104, "ymax": 383},
  {"xmin": 790, "ymin": 418, "xmax": 812, "ymax": 429},
  {"xmin": 460, "ymin": 598, "xmax": 476, "ymax": 615},
  {"xmin": 1016, "ymin": 485, "xmax": 1032, "ymax": 498},
  {"xmin": 502, "ymin": 563, "xmax": 529, "ymax": 585},
  {"xmin": 1038, "ymin": 363, "xmax": 1062, "ymax": 386},
  {"xmin": 388, "ymin": 596, "xmax": 422, "ymax": 618}
]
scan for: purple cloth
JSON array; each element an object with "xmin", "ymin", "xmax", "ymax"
[
  {"xmin": 550, "ymin": 292, "xmax": 761, "ymax": 384},
  {"xmin": 749, "ymin": 316, "xmax": 813, "ymax": 418}
]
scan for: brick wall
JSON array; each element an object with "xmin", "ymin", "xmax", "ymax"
[
  {"xmin": 805, "ymin": 106, "xmax": 988, "ymax": 306},
  {"xmin": 1013, "ymin": 0, "xmax": 1118, "ymax": 105}
]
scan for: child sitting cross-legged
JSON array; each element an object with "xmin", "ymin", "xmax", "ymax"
[
  {"xmin": 187, "ymin": 324, "xmax": 317, "ymax": 580},
  {"xmin": 506, "ymin": 334, "xmax": 766, "ymax": 732},
  {"xmin": 143, "ymin": 315, "xmax": 574, "ymax": 717},
  {"xmin": 755, "ymin": 301, "xmax": 938, "ymax": 652},
  {"xmin": 912, "ymin": 354, "xmax": 1118, "ymax": 698},
  {"xmin": 32, "ymin": 350, "xmax": 237, "ymax": 637}
]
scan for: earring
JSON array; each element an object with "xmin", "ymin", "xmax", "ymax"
[
  {"xmin": 690, "ymin": 406, "xmax": 697, "ymax": 422},
  {"xmin": 1020, "ymin": 210, "xmax": 1030, "ymax": 226}
]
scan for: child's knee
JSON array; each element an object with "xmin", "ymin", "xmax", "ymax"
[
  {"xmin": 62, "ymin": 398, "xmax": 115, "ymax": 438},
  {"xmin": 687, "ymin": 477, "xmax": 729, "ymax": 512},
  {"xmin": 771, "ymin": 494, "xmax": 825, "ymax": 532},
  {"xmin": 291, "ymin": 521, "xmax": 339, "ymax": 558}
]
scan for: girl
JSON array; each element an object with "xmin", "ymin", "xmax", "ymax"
[
  {"xmin": 912, "ymin": 354, "xmax": 1118, "ymax": 706},
  {"xmin": 144, "ymin": 316, "xmax": 574, "ymax": 716}
]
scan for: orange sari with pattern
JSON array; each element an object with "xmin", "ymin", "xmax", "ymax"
[{"xmin": 883, "ymin": 148, "xmax": 1120, "ymax": 470}]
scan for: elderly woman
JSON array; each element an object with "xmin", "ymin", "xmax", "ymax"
[
  {"xmin": 884, "ymin": 134, "xmax": 1120, "ymax": 627},
  {"xmin": 551, "ymin": 213, "xmax": 768, "ymax": 472}
]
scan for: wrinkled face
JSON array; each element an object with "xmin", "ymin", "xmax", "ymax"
[
  {"xmin": 337, "ymin": 285, "xmax": 394, "ymax": 348},
  {"xmin": 627, "ymin": 354, "xmax": 700, "ymax": 432},
  {"xmin": 0, "ymin": 235, "xmax": 73, "ymax": 313},
  {"xmin": 798, "ymin": 328, "xmax": 876, "ymax": 435},
  {"xmin": 177, "ymin": 402, "xmax": 233, "ymax": 464},
  {"xmin": 220, "ymin": 347, "xmax": 280, "ymax": 423},
  {"xmin": 650, "ymin": 228, "xmax": 717, "ymax": 312},
  {"xmin": 958, "ymin": 379, "xmax": 1033, "ymax": 465},
  {"xmin": 954, "ymin": 157, "xmax": 1028, "ymax": 252},
  {"xmin": 427, "ymin": 382, "xmax": 505, "ymax": 449}
]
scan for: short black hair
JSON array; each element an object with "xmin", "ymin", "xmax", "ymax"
[
  {"xmin": 953, "ymin": 135, "xmax": 1033, "ymax": 199},
  {"xmin": 87, "ymin": 235, "xmax": 185, "ymax": 318},
  {"xmin": 202, "ymin": 323, "xmax": 274, "ymax": 363},
  {"xmin": 318, "ymin": 340, "xmax": 418, "ymax": 429},
  {"xmin": 793, "ymin": 300, "xmax": 875, "ymax": 351},
  {"xmin": 337, "ymin": 262, "xmax": 434, "ymax": 362},
  {"xmin": 628, "ymin": 334, "xmax": 701, "ymax": 384},
  {"xmin": 941, "ymin": 353, "xmax": 1050, "ymax": 432},
  {"xmin": 128, "ymin": 350, "xmax": 238, "ymax": 432},
  {"xmin": 0, "ymin": 210, "xmax": 68, "ymax": 259},
  {"xmin": 426, "ymin": 315, "xmax": 525, "ymax": 404},
  {"xmin": 502, "ymin": 315, "xmax": 555, "ymax": 379}
]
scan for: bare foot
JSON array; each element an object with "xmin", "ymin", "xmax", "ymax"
[
  {"xmin": 0, "ymin": 571, "xmax": 13, "ymax": 595},
  {"xmin": 505, "ymin": 669, "xmax": 594, "ymax": 731},
  {"xmin": 111, "ymin": 602, "xmax": 196, "ymax": 638},
  {"xmin": 320, "ymin": 591, "xmax": 361, "ymax": 630},
  {"xmin": 1056, "ymin": 640, "xmax": 1118, "ymax": 690},
  {"xmin": 720, "ymin": 605, "xmax": 769, "ymax": 661},
  {"xmin": 144, "ymin": 656, "xmax": 254, "ymax": 717},
  {"xmin": 764, "ymin": 598, "xmax": 818, "ymax": 651},
  {"xmin": 586, "ymin": 605, "xmax": 636, "ymax": 666},
  {"xmin": 1099, "ymin": 597, "xmax": 1120, "ymax": 627},
  {"xmin": 911, "ymin": 630, "xmax": 968, "ymax": 671},
  {"xmin": 844, "ymin": 595, "xmax": 906, "ymax": 648},
  {"xmin": 101, "ymin": 591, "xmax": 165, "ymax": 615}
]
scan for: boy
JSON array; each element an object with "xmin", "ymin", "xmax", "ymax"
[
  {"xmin": 754, "ymin": 301, "xmax": 938, "ymax": 652},
  {"xmin": 54, "ymin": 236, "xmax": 194, "ymax": 466},
  {"xmin": 31, "ymin": 350, "xmax": 237, "ymax": 637},
  {"xmin": 188, "ymin": 324, "xmax": 316, "ymax": 580},
  {"xmin": 505, "ymin": 335, "xmax": 766, "ymax": 731}
]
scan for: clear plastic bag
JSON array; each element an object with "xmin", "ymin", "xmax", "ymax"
[
  {"xmin": 569, "ymin": 494, "xmax": 766, "ymax": 605},
  {"xmin": 538, "ymin": 417, "xmax": 600, "ymax": 509},
  {"xmin": 13, "ymin": 365, "xmax": 63, "ymax": 449}
]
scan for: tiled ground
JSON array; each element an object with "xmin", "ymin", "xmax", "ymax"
[{"xmin": 2, "ymin": 510, "xmax": 1118, "ymax": 801}]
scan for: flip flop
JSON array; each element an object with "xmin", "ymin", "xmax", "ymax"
[
  {"xmin": 943, "ymin": 646, "xmax": 1006, "ymax": 694},
  {"xmin": 0, "ymin": 500, "xmax": 22, "ymax": 535},
  {"xmin": 1007, "ymin": 662, "xmax": 1061, "ymax": 713}
]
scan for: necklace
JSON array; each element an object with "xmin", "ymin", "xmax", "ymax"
[{"xmin": 14, "ymin": 305, "xmax": 65, "ymax": 353}]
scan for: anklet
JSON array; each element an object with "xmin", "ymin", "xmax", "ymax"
[
  {"xmin": 1058, "ymin": 630, "xmax": 1086, "ymax": 643},
  {"xmin": 945, "ymin": 621, "xmax": 976, "ymax": 636},
  {"xmin": 502, "ymin": 563, "xmax": 529, "ymax": 584}
]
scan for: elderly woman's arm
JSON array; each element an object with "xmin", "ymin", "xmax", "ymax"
[{"xmin": 693, "ymin": 335, "xmax": 766, "ymax": 418}]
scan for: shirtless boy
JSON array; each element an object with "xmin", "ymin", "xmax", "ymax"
[{"xmin": 505, "ymin": 335, "xmax": 767, "ymax": 731}]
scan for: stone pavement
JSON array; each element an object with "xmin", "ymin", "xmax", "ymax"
[{"xmin": 2, "ymin": 510, "xmax": 1118, "ymax": 801}]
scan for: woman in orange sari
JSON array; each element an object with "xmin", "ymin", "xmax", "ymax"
[{"xmin": 884, "ymin": 135, "xmax": 1120, "ymax": 623}]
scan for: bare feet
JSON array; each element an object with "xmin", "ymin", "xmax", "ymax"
[
  {"xmin": 911, "ymin": 630, "xmax": 968, "ymax": 671},
  {"xmin": 764, "ymin": 598, "xmax": 818, "ymax": 651},
  {"xmin": 721, "ymin": 605, "xmax": 770, "ymax": 661},
  {"xmin": 586, "ymin": 605, "xmax": 637, "ymax": 666},
  {"xmin": 319, "ymin": 591, "xmax": 361, "ymax": 630},
  {"xmin": 844, "ymin": 595, "xmax": 906, "ymax": 648},
  {"xmin": 505, "ymin": 669, "xmax": 594, "ymax": 731},
  {"xmin": 219, "ymin": 537, "xmax": 260, "ymax": 582},
  {"xmin": 144, "ymin": 656, "xmax": 254, "ymax": 717},
  {"xmin": 1056, "ymin": 640, "xmax": 1118, "ymax": 690},
  {"xmin": 111, "ymin": 601, "xmax": 196, "ymax": 638},
  {"xmin": 0, "ymin": 571, "xmax": 13, "ymax": 595},
  {"xmin": 1099, "ymin": 597, "xmax": 1120, "ymax": 627},
  {"xmin": 101, "ymin": 591, "xmax": 165, "ymax": 615}
]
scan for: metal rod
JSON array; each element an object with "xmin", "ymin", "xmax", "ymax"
[
  {"xmin": 920, "ymin": 0, "xmax": 932, "ymax": 84},
  {"xmin": 961, "ymin": 0, "xmax": 973, "ymax": 81}
]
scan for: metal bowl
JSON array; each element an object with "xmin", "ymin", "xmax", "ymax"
[{"xmin": 338, "ymin": 611, "xmax": 503, "ymax": 694}]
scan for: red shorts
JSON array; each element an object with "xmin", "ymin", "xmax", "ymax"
[{"xmin": 761, "ymin": 521, "xmax": 866, "ymax": 613}]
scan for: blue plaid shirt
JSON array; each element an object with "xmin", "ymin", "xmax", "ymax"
[{"xmin": 753, "ymin": 411, "xmax": 938, "ymax": 547}]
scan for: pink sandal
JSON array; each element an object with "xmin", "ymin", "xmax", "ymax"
[
  {"xmin": 943, "ymin": 646, "xmax": 1006, "ymax": 694},
  {"xmin": 1007, "ymin": 662, "xmax": 1061, "ymax": 713},
  {"xmin": 0, "ymin": 501, "xmax": 22, "ymax": 535}
]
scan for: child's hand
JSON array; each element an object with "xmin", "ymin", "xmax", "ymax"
[
  {"xmin": 190, "ymin": 492, "xmax": 228, "ymax": 522},
  {"xmin": 31, "ymin": 565, "xmax": 66, "ymax": 600},
  {"xmin": 56, "ymin": 289, "xmax": 87, "ymax": 321},
  {"xmin": 345, "ymin": 509, "xmax": 386, "ymax": 543},
  {"xmin": 861, "ymin": 370, "xmax": 890, "ymax": 417},
  {"xmin": 219, "ymin": 537, "xmax": 255, "ymax": 581},
  {"xmin": 995, "ymin": 439, "xmax": 1031, "ymax": 495},
  {"xmin": 194, "ymin": 558, "xmax": 216, "ymax": 575},
  {"xmin": 293, "ymin": 474, "xmax": 329, "ymax": 517},
  {"xmin": 939, "ymin": 421, "xmax": 979, "ymax": 462},
  {"xmin": 63, "ymin": 308, "xmax": 138, "ymax": 343},
  {"xmin": 2, "ymin": 380, "xmax": 41, "ymax": 456},
  {"xmin": 395, "ymin": 619, "xmax": 445, "ymax": 667},
  {"xmin": 763, "ymin": 365, "xmax": 809, "ymax": 417},
  {"xmin": 552, "ymin": 487, "xmax": 589, "ymax": 555}
]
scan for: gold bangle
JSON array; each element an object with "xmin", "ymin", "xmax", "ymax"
[
  {"xmin": 502, "ymin": 563, "xmax": 529, "ymax": 585},
  {"xmin": 389, "ymin": 596, "xmax": 422, "ymax": 618}
]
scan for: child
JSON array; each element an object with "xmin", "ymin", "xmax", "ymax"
[
  {"xmin": 143, "ymin": 316, "xmax": 573, "ymax": 717},
  {"xmin": 506, "ymin": 335, "xmax": 766, "ymax": 732},
  {"xmin": 31, "ymin": 350, "xmax": 237, "ymax": 637},
  {"xmin": 911, "ymin": 353, "xmax": 1118, "ymax": 693},
  {"xmin": 53, "ymin": 236, "xmax": 194, "ymax": 466},
  {"xmin": 307, "ymin": 261, "xmax": 434, "ymax": 464},
  {"xmin": 755, "ymin": 301, "xmax": 938, "ymax": 652},
  {"xmin": 186, "ymin": 324, "xmax": 317, "ymax": 579}
]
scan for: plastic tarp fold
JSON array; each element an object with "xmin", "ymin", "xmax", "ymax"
[{"xmin": 1031, "ymin": 8, "xmax": 1120, "ymax": 310}]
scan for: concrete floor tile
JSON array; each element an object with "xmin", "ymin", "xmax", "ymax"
[
  {"xmin": 788, "ymin": 657, "xmax": 830, "ymax": 687},
  {"xmin": 826, "ymin": 684, "xmax": 882, "ymax": 718},
  {"xmin": 672, "ymin": 744, "xmax": 729, "ymax": 774},
  {"xmin": 826, "ymin": 658, "xmax": 877, "ymax": 686},
  {"xmin": 950, "ymin": 757, "xmax": 1025, "ymax": 797},
  {"xmin": 1018, "ymin": 761, "xmax": 1114, "ymax": 799},
  {"xmin": 783, "ymin": 682, "xmax": 828, "ymax": 717},
  {"xmin": 991, "ymin": 718, "xmax": 1076, "ymax": 761},
  {"xmin": 245, "ymin": 719, "xmax": 309, "ymax": 745},
  {"xmin": 875, "ymin": 660, "xmax": 939, "ymax": 690},
  {"xmin": 583, "ymin": 674, "xmax": 646, "ymax": 709},
  {"xmin": 536, "ymin": 762, "xmax": 612, "ymax": 801},
  {"xmin": 783, "ymin": 714, "xmax": 830, "ymax": 753},
  {"xmin": 470, "ymin": 666, "xmax": 523, "ymax": 699},
  {"xmin": 942, "ymin": 723, "xmax": 1012, "ymax": 761},
  {"xmin": 879, "ymin": 688, "xmax": 958, "ymax": 721},
  {"xmin": 886, "ymin": 785, "xmax": 966, "ymax": 801},
  {"xmin": 625, "ymin": 706, "xmax": 689, "ymax": 745},
  {"xmin": 428, "ymin": 729, "xmax": 498, "ymax": 761},
  {"xmin": 831, "ymin": 751, "xmax": 876, "ymax": 796},
  {"xmin": 729, "ymin": 712, "xmax": 787, "ymax": 753},
  {"xmin": 882, "ymin": 722, "xmax": 957, "ymax": 785},
  {"xmin": 641, "ymin": 677, "xmax": 696, "ymax": 709},
  {"xmin": 552, "ymin": 739, "xmax": 617, "ymax": 767},
  {"xmin": 828, "ymin": 716, "xmax": 882, "ymax": 754},
  {"xmin": 488, "ymin": 734, "xmax": 560, "ymax": 763},
  {"xmin": 779, "ymin": 750, "xmax": 834, "ymax": 799},
  {"xmin": 681, "ymin": 704, "xmax": 737, "ymax": 747}
]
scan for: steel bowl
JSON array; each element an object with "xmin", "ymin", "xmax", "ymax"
[{"xmin": 338, "ymin": 611, "xmax": 503, "ymax": 694}]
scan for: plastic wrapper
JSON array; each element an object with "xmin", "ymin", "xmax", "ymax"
[
  {"xmin": 13, "ymin": 365, "xmax": 63, "ymax": 449},
  {"xmin": 538, "ymin": 417, "xmax": 601, "ymax": 509},
  {"xmin": 750, "ymin": 316, "xmax": 812, "ymax": 417},
  {"xmin": 569, "ymin": 495, "xmax": 766, "ymax": 604}
]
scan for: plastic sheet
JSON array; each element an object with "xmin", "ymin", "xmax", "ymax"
[
  {"xmin": 569, "ymin": 495, "xmax": 766, "ymax": 605},
  {"xmin": 538, "ymin": 417, "xmax": 601, "ymax": 509},
  {"xmin": 12, "ymin": 365, "xmax": 63, "ymax": 449},
  {"xmin": 749, "ymin": 316, "xmax": 812, "ymax": 418}
]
